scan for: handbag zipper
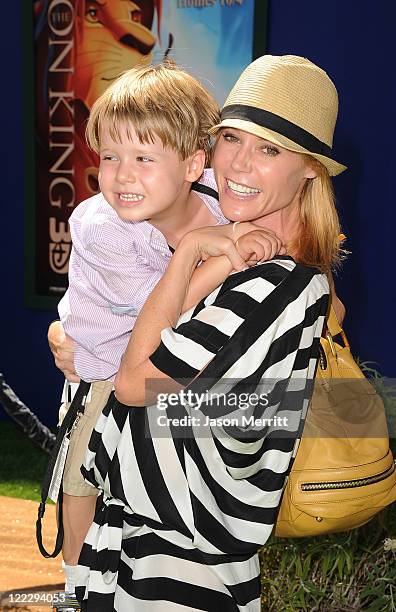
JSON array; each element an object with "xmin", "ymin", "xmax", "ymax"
[{"xmin": 301, "ymin": 460, "xmax": 396, "ymax": 491}]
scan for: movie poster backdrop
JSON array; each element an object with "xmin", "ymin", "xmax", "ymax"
[{"xmin": 24, "ymin": 0, "xmax": 267, "ymax": 307}]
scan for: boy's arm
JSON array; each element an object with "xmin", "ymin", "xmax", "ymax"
[{"xmin": 182, "ymin": 225, "xmax": 285, "ymax": 312}]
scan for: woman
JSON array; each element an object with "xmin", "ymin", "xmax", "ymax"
[{"xmin": 75, "ymin": 55, "xmax": 346, "ymax": 611}]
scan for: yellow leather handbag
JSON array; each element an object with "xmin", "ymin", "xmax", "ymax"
[{"xmin": 275, "ymin": 306, "xmax": 396, "ymax": 538}]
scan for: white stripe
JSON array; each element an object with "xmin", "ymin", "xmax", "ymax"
[
  {"xmin": 117, "ymin": 423, "xmax": 161, "ymax": 522},
  {"xmin": 185, "ymin": 455, "xmax": 275, "ymax": 546},
  {"xmin": 192, "ymin": 435, "xmax": 284, "ymax": 507},
  {"xmin": 212, "ymin": 427, "xmax": 265, "ymax": 454},
  {"xmin": 194, "ymin": 305, "xmax": 244, "ymax": 336},
  {"xmin": 150, "ymin": 433, "xmax": 195, "ymax": 534},
  {"xmin": 225, "ymin": 448, "xmax": 293, "ymax": 480},
  {"xmin": 85, "ymin": 569, "xmax": 117, "ymax": 594},
  {"xmin": 129, "ymin": 552, "xmax": 232, "ymax": 595},
  {"xmin": 208, "ymin": 554, "xmax": 260, "ymax": 586},
  {"xmin": 160, "ymin": 327, "xmax": 215, "ymax": 369},
  {"xmin": 151, "ymin": 528, "xmax": 198, "ymax": 551},
  {"xmin": 231, "ymin": 276, "xmax": 276, "ymax": 301}
]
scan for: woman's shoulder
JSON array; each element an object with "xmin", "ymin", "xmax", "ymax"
[
  {"xmin": 213, "ymin": 257, "xmax": 329, "ymax": 308},
  {"xmin": 224, "ymin": 256, "xmax": 324, "ymax": 286}
]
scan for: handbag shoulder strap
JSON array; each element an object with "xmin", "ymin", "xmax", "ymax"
[
  {"xmin": 36, "ymin": 380, "xmax": 91, "ymax": 558},
  {"xmin": 326, "ymin": 304, "xmax": 351, "ymax": 348},
  {"xmin": 326, "ymin": 304, "xmax": 343, "ymax": 337}
]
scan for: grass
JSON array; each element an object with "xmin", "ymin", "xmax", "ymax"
[
  {"xmin": 260, "ymin": 509, "xmax": 396, "ymax": 611},
  {"xmin": 0, "ymin": 421, "xmax": 50, "ymax": 501}
]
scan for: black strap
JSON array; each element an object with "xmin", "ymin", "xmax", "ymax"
[
  {"xmin": 36, "ymin": 380, "xmax": 91, "ymax": 558},
  {"xmin": 191, "ymin": 181, "xmax": 219, "ymax": 201}
]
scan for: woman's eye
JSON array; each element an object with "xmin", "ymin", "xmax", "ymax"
[
  {"xmin": 262, "ymin": 145, "xmax": 279, "ymax": 157},
  {"xmin": 222, "ymin": 132, "xmax": 239, "ymax": 143}
]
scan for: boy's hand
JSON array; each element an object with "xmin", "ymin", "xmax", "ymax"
[
  {"xmin": 181, "ymin": 223, "xmax": 285, "ymax": 271},
  {"xmin": 181, "ymin": 226, "xmax": 248, "ymax": 271},
  {"xmin": 235, "ymin": 229, "xmax": 286, "ymax": 265},
  {"xmin": 48, "ymin": 321, "xmax": 80, "ymax": 382}
]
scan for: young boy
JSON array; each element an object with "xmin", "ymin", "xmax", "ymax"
[{"xmin": 52, "ymin": 62, "xmax": 280, "ymax": 600}]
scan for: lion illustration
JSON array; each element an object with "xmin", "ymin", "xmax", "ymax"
[{"xmin": 34, "ymin": 0, "xmax": 163, "ymax": 202}]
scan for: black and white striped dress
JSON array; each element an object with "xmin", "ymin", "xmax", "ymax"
[{"xmin": 76, "ymin": 257, "xmax": 329, "ymax": 611}]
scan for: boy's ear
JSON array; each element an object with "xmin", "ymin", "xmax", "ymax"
[{"xmin": 185, "ymin": 149, "xmax": 206, "ymax": 182}]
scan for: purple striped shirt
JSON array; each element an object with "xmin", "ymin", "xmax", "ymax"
[{"xmin": 58, "ymin": 169, "xmax": 228, "ymax": 382}]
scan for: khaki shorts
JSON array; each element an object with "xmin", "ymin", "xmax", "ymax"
[{"xmin": 59, "ymin": 380, "xmax": 114, "ymax": 496}]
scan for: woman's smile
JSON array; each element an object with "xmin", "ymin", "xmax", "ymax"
[{"xmin": 226, "ymin": 178, "xmax": 261, "ymax": 197}]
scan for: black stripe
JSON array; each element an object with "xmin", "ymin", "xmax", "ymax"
[
  {"xmin": 218, "ymin": 259, "xmax": 289, "ymax": 296},
  {"xmin": 126, "ymin": 530, "xmax": 256, "ymax": 565},
  {"xmin": 225, "ymin": 576, "xmax": 261, "ymax": 607},
  {"xmin": 100, "ymin": 390, "xmax": 118, "ymax": 417},
  {"xmin": 128, "ymin": 408, "xmax": 194, "ymax": 538},
  {"xmin": 222, "ymin": 104, "xmax": 332, "ymax": 157},
  {"xmin": 107, "ymin": 452, "xmax": 128, "ymax": 503},
  {"xmin": 150, "ymin": 341, "xmax": 199, "ymax": 383},
  {"xmin": 184, "ymin": 439, "xmax": 279, "ymax": 524},
  {"xmin": 214, "ymin": 434, "xmax": 293, "ymax": 468},
  {"xmin": 175, "ymin": 319, "xmax": 229, "ymax": 353},
  {"xmin": 213, "ymin": 291, "xmax": 263, "ymax": 322},
  {"xmin": 190, "ymin": 494, "xmax": 264, "ymax": 554},
  {"xmin": 87, "ymin": 439, "xmax": 111, "ymax": 485},
  {"xmin": 294, "ymin": 345, "xmax": 316, "ymax": 370},
  {"xmin": 118, "ymin": 560, "xmax": 239, "ymax": 611},
  {"xmin": 245, "ymin": 456, "xmax": 293, "ymax": 490}
]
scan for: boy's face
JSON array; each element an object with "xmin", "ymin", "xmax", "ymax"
[{"xmin": 98, "ymin": 122, "xmax": 193, "ymax": 223}]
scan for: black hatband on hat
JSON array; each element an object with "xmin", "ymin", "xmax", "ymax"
[{"xmin": 221, "ymin": 104, "xmax": 332, "ymax": 158}]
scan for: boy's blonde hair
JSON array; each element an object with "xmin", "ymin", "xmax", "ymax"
[{"xmin": 86, "ymin": 62, "xmax": 220, "ymax": 164}]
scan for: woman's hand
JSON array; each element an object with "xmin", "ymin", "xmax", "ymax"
[
  {"xmin": 48, "ymin": 321, "xmax": 80, "ymax": 382},
  {"xmin": 180, "ymin": 223, "xmax": 285, "ymax": 271},
  {"xmin": 180, "ymin": 225, "xmax": 247, "ymax": 271}
]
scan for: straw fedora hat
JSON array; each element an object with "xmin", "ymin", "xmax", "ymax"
[{"xmin": 211, "ymin": 55, "xmax": 346, "ymax": 176}]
